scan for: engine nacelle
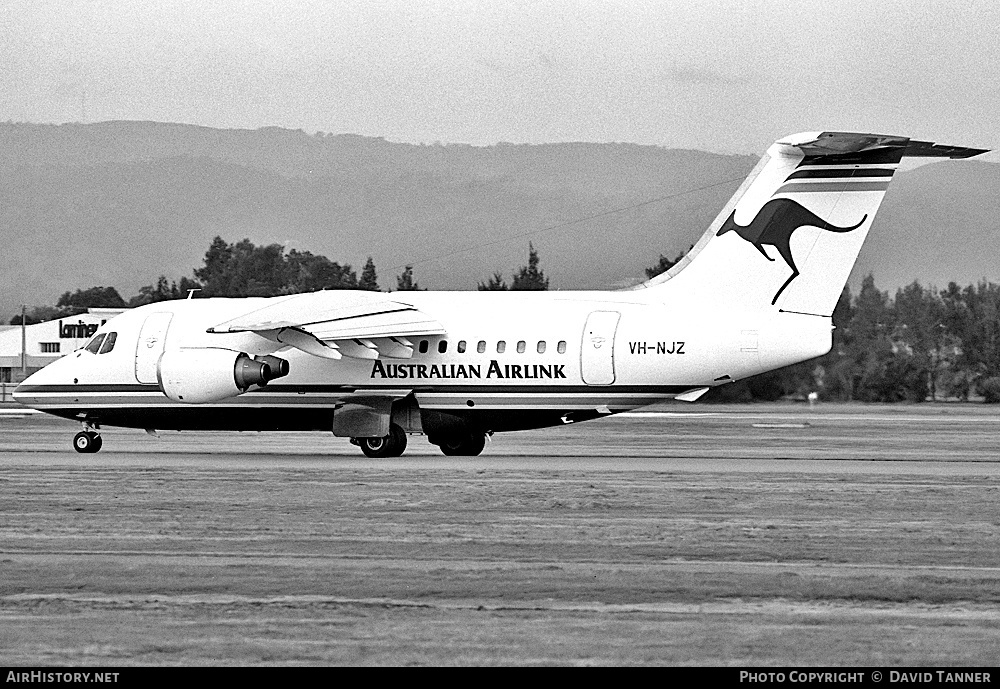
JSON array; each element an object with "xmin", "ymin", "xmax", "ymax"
[{"xmin": 157, "ymin": 349, "xmax": 288, "ymax": 404}]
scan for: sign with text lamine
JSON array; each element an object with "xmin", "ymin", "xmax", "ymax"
[{"xmin": 59, "ymin": 319, "xmax": 105, "ymax": 339}]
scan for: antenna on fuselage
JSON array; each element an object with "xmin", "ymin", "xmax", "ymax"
[{"xmin": 186, "ymin": 289, "xmax": 202, "ymax": 299}]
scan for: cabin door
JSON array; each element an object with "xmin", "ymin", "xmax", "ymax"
[
  {"xmin": 134, "ymin": 312, "xmax": 173, "ymax": 384},
  {"xmin": 581, "ymin": 311, "xmax": 620, "ymax": 385}
]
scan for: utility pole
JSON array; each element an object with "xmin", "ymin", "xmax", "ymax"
[{"xmin": 20, "ymin": 304, "xmax": 27, "ymax": 377}]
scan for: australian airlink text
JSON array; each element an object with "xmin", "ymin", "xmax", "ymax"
[
  {"xmin": 371, "ymin": 360, "xmax": 566, "ymax": 380},
  {"xmin": 7, "ymin": 673, "xmax": 118, "ymax": 683}
]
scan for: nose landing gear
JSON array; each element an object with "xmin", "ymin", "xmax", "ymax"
[{"xmin": 73, "ymin": 422, "xmax": 102, "ymax": 454}]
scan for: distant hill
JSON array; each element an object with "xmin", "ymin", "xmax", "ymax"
[
  {"xmin": 1, "ymin": 121, "xmax": 997, "ymax": 320},
  {"xmin": 857, "ymin": 159, "xmax": 1000, "ymax": 293}
]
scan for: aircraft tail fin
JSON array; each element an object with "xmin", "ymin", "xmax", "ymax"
[{"xmin": 640, "ymin": 132, "xmax": 987, "ymax": 315}]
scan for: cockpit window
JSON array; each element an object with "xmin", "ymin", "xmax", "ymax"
[
  {"xmin": 98, "ymin": 332, "xmax": 117, "ymax": 354},
  {"xmin": 84, "ymin": 334, "xmax": 106, "ymax": 354}
]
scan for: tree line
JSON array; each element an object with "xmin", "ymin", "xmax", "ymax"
[
  {"xmin": 10, "ymin": 236, "xmax": 550, "ymax": 323},
  {"xmin": 641, "ymin": 253, "xmax": 1000, "ymax": 403},
  {"xmin": 11, "ymin": 236, "xmax": 1000, "ymax": 403},
  {"xmin": 706, "ymin": 276, "xmax": 1000, "ymax": 404}
]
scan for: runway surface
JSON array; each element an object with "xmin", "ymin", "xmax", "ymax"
[{"xmin": 2, "ymin": 403, "xmax": 1000, "ymax": 665}]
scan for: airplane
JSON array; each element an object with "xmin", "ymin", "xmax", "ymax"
[{"xmin": 13, "ymin": 131, "xmax": 987, "ymax": 456}]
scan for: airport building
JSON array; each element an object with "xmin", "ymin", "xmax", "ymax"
[{"xmin": 0, "ymin": 309, "xmax": 127, "ymax": 388}]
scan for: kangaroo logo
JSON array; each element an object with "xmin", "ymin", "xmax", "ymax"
[{"xmin": 716, "ymin": 198, "xmax": 867, "ymax": 305}]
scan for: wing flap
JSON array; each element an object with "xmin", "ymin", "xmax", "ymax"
[
  {"xmin": 370, "ymin": 337, "xmax": 414, "ymax": 359},
  {"xmin": 260, "ymin": 327, "xmax": 342, "ymax": 360}
]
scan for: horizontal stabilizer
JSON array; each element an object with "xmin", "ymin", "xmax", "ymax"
[
  {"xmin": 902, "ymin": 140, "xmax": 989, "ymax": 159},
  {"xmin": 777, "ymin": 131, "xmax": 988, "ymax": 160}
]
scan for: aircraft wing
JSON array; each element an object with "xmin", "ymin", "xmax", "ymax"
[{"xmin": 207, "ymin": 290, "xmax": 445, "ymax": 360}]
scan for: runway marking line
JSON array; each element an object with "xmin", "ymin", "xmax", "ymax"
[
  {"xmin": 3, "ymin": 592, "xmax": 999, "ymax": 620},
  {"xmin": 5, "ymin": 550, "xmax": 1000, "ymax": 575}
]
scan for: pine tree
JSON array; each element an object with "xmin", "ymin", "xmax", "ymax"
[
  {"xmin": 644, "ymin": 247, "xmax": 690, "ymax": 279},
  {"xmin": 396, "ymin": 265, "xmax": 421, "ymax": 291},
  {"xmin": 359, "ymin": 256, "xmax": 380, "ymax": 291},
  {"xmin": 510, "ymin": 242, "xmax": 549, "ymax": 291},
  {"xmin": 477, "ymin": 271, "xmax": 508, "ymax": 291}
]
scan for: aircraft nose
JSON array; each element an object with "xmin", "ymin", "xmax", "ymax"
[
  {"xmin": 12, "ymin": 372, "xmax": 38, "ymax": 405},
  {"xmin": 12, "ymin": 365, "xmax": 58, "ymax": 408}
]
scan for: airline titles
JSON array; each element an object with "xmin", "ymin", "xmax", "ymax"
[{"xmin": 372, "ymin": 359, "xmax": 566, "ymax": 380}]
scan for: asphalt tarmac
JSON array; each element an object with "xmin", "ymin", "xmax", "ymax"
[{"xmin": 2, "ymin": 403, "xmax": 999, "ymax": 665}]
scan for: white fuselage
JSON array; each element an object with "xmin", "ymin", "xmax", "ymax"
[{"xmin": 14, "ymin": 288, "xmax": 831, "ymax": 434}]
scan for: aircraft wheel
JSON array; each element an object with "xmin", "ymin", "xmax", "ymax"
[
  {"xmin": 437, "ymin": 431, "xmax": 486, "ymax": 457},
  {"xmin": 359, "ymin": 424, "xmax": 407, "ymax": 458},
  {"xmin": 386, "ymin": 424, "xmax": 407, "ymax": 457},
  {"xmin": 359, "ymin": 435, "xmax": 389, "ymax": 458},
  {"xmin": 73, "ymin": 431, "xmax": 102, "ymax": 454}
]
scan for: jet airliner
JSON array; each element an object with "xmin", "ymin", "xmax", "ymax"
[{"xmin": 13, "ymin": 132, "xmax": 987, "ymax": 456}]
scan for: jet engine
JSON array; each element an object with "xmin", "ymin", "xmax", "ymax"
[{"xmin": 157, "ymin": 349, "xmax": 289, "ymax": 404}]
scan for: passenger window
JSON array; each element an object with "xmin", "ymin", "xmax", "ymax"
[
  {"xmin": 84, "ymin": 334, "xmax": 106, "ymax": 354},
  {"xmin": 419, "ymin": 340, "xmax": 428, "ymax": 354},
  {"xmin": 537, "ymin": 341, "xmax": 546, "ymax": 354},
  {"xmin": 438, "ymin": 340, "xmax": 448, "ymax": 354},
  {"xmin": 516, "ymin": 340, "xmax": 526, "ymax": 353},
  {"xmin": 477, "ymin": 341, "xmax": 486, "ymax": 354},
  {"xmin": 98, "ymin": 332, "xmax": 117, "ymax": 354},
  {"xmin": 497, "ymin": 340, "xmax": 506, "ymax": 354},
  {"xmin": 557, "ymin": 340, "xmax": 567, "ymax": 354},
  {"xmin": 457, "ymin": 340, "xmax": 466, "ymax": 354}
]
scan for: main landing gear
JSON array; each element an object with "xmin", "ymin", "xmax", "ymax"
[
  {"xmin": 352, "ymin": 425, "xmax": 489, "ymax": 457},
  {"xmin": 73, "ymin": 423, "xmax": 102, "ymax": 454}
]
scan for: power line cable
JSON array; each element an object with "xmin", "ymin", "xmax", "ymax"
[{"xmin": 390, "ymin": 174, "xmax": 746, "ymax": 273}]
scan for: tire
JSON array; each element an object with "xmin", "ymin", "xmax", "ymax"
[
  {"xmin": 360, "ymin": 435, "xmax": 390, "ymax": 458},
  {"xmin": 437, "ymin": 431, "xmax": 486, "ymax": 457},
  {"xmin": 359, "ymin": 424, "xmax": 407, "ymax": 458},
  {"xmin": 73, "ymin": 431, "xmax": 101, "ymax": 454},
  {"xmin": 386, "ymin": 424, "xmax": 407, "ymax": 457}
]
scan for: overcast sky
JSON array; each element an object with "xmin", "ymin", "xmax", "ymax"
[{"xmin": 2, "ymin": 0, "xmax": 998, "ymax": 158}]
